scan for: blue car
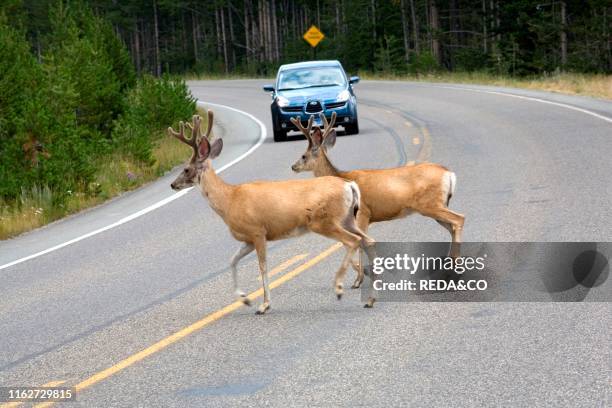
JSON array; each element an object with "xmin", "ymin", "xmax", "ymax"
[{"xmin": 263, "ymin": 60, "xmax": 360, "ymax": 142}]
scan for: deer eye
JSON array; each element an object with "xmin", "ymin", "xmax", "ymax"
[
  {"xmin": 302, "ymin": 155, "xmax": 306, "ymax": 160},
  {"xmin": 183, "ymin": 169, "xmax": 189, "ymax": 174}
]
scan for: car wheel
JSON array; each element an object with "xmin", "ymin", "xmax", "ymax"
[
  {"xmin": 344, "ymin": 117, "xmax": 359, "ymax": 135},
  {"xmin": 273, "ymin": 128, "xmax": 287, "ymax": 142}
]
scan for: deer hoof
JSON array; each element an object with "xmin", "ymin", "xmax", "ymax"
[
  {"xmin": 255, "ymin": 304, "xmax": 270, "ymax": 315},
  {"xmin": 363, "ymin": 298, "xmax": 376, "ymax": 308},
  {"xmin": 351, "ymin": 280, "xmax": 362, "ymax": 289},
  {"xmin": 335, "ymin": 285, "xmax": 343, "ymax": 300}
]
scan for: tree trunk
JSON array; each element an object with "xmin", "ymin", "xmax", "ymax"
[
  {"xmin": 244, "ymin": 0, "xmax": 251, "ymax": 66},
  {"xmin": 271, "ymin": 0, "xmax": 279, "ymax": 61},
  {"xmin": 410, "ymin": 0, "xmax": 419, "ymax": 53},
  {"xmin": 429, "ymin": 0, "xmax": 440, "ymax": 64},
  {"xmin": 216, "ymin": 8, "xmax": 222, "ymax": 55},
  {"xmin": 153, "ymin": 0, "xmax": 161, "ymax": 76},
  {"xmin": 228, "ymin": 2, "xmax": 236, "ymax": 68},
  {"xmin": 482, "ymin": 0, "xmax": 487, "ymax": 53},
  {"xmin": 400, "ymin": 0, "xmax": 410, "ymax": 62},
  {"xmin": 371, "ymin": 0, "xmax": 377, "ymax": 42},
  {"xmin": 192, "ymin": 9, "xmax": 198, "ymax": 63},
  {"xmin": 220, "ymin": 7, "xmax": 229, "ymax": 73},
  {"xmin": 560, "ymin": 1, "xmax": 567, "ymax": 68}
]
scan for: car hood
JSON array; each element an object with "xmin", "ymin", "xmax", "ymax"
[{"xmin": 277, "ymin": 85, "xmax": 345, "ymax": 105}]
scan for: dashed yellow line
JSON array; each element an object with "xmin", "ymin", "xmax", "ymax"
[
  {"xmin": 416, "ymin": 126, "xmax": 433, "ymax": 162},
  {"xmin": 33, "ymin": 243, "xmax": 343, "ymax": 407}
]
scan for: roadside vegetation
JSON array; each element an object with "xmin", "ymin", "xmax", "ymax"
[
  {"xmin": 2, "ymin": 1, "xmax": 610, "ymax": 239},
  {"xmin": 0, "ymin": 3, "xmax": 196, "ymax": 239},
  {"xmin": 358, "ymin": 72, "xmax": 612, "ymax": 100}
]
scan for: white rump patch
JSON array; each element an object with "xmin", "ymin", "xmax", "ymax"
[
  {"xmin": 343, "ymin": 181, "xmax": 360, "ymax": 211},
  {"xmin": 443, "ymin": 171, "xmax": 457, "ymax": 202}
]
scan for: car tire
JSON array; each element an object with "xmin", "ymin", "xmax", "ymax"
[
  {"xmin": 273, "ymin": 128, "xmax": 287, "ymax": 142},
  {"xmin": 344, "ymin": 117, "xmax": 359, "ymax": 135}
]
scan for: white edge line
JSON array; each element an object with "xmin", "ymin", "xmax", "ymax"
[
  {"xmin": 430, "ymin": 85, "xmax": 612, "ymax": 124},
  {"xmin": 0, "ymin": 101, "xmax": 267, "ymax": 271}
]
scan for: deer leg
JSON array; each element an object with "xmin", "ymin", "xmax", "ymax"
[
  {"xmin": 357, "ymin": 236, "xmax": 377, "ymax": 308},
  {"xmin": 312, "ymin": 223, "xmax": 361, "ymax": 300},
  {"xmin": 253, "ymin": 237, "xmax": 271, "ymax": 315},
  {"xmin": 342, "ymin": 215, "xmax": 377, "ymax": 307},
  {"xmin": 230, "ymin": 242, "xmax": 254, "ymax": 306},
  {"xmin": 350, "ymin": 213, "xmax": 371, "ymax": 289},
  {"xmin": 424, "ymin": 208, "xmax": 465, "ymax": 258}
]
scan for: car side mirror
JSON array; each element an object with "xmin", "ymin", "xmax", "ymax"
[
  {"xmin": 349, "ymin": 76, "xmax": 360, "ymax": 84},
  {"xmin": 263, "ymin": 84, "xmax": 275, "ymax": 92}
]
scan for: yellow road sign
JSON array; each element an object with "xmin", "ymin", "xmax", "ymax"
[{"xmin": 303, "ymin": 25, "xmax": 325, "ymax": 48}]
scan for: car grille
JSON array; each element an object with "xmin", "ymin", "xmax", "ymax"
[
  {"xmin": 282, "ymin": 106, "xmax": 303, "ymax": 112},
  {"xmin": 305, "ymin": 100, "xmax": 323, "ymax": 113},
  {"xmin": 326, "ymin": 101, "xmax": 346, "ymax": 109}
]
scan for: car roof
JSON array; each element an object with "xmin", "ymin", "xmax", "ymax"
[{"xmin": 279, "ymin": 60, "xmax": 343, "ymax": 71}]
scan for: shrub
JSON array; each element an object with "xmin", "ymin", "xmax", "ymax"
[
  {"xmin": 112, "ymin": 74, "xmax": 196, "ymax": 163},
  {"xmin": 408, "ymin": 51, "xmax": 440, "ymax": 74}
]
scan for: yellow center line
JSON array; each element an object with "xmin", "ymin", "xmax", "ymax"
[
  {"xmin": 416, "ymin": 126, "xmax": 432, "ymax": 163},
  {"xmin": 0, "ymin": 381, "xmax": 66, "ymax": 408},
  {"xmin": 33, "ymin": 243, "xmax": 342, "ymax": 407},
  {"xmin": 258, "ymin": 253, "xmax": 309, "ymax": 281}
]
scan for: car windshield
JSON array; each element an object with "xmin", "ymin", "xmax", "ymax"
[{"xmin": 277, "ymin": 67, "xmax": 346, "ymax": 91}]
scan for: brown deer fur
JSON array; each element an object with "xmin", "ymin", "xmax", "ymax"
[
  {"xmin": 169, "ymin": 112, "xmax": 377, "ymax": 314},
  {"xmin": 291, "ymin": 113, "xmax": 465, "ymax": 288}
]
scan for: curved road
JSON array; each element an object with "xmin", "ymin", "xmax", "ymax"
[{"xmin": 1, "ymin": 81, "xmax": 611, "ymax": 407}]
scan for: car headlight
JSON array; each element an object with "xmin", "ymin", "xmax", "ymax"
[
  {"xmin": 337, "ymin": 90, "xmax": 350, "ymax": 102},
  {"xmin": 276, "ymin": 95, "xmax": 290, "ymax": 107}
]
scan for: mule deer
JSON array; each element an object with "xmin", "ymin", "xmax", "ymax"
[
  {"xmin": 291, "ymin": 113, "xmax": 465, "ymax": 288},
  {"xmin": 169, "ymin": 111, "xmax": 377, "ymax": 314}
]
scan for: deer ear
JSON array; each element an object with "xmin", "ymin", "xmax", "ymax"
[
  {"xmin": 311, "ymin": 127, "xmax": 323, "ymax": 146},
  {"xmin": 323, "ymin": 129, "xmax": 337, "ymax": 150},
  {"xmin": 198, "ymin": 137, "xmax": 210, "ymax": 159},
  {"xmin": 209, "ymin": 139, "xmax": 223, "ymax": 159}
]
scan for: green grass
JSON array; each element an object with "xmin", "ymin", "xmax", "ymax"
[{"xmin": 0, "ymin": 118, "xmax": 202, "ymax": 240}]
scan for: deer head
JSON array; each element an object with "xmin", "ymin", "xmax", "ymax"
[
  {"xmin": 169, "ymin": 110, "xmax": 223, "ymax": 190},
  {"xmin": 291, "ymin": 112, "xmax": 337, "ymax": 173}
]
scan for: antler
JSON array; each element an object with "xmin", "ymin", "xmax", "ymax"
[
  {"xmin": 319, "ymin": 111, "xmax": 337, "ymax": 140},
  {"xmin": 184, "ymin": 110, "xmax": 214, "ymax": 142},
  {"xmin": 204, "ymin": 110, "xmax": 214, "ymax": 140},
  {"xmin": 290, "ymin": 115, "xmax": 314, "ymax": 145},
  {"xmin": 168, "ymin": 115, "xmax": 204, "ymax": 160},
  {"xmin": 168, "ymin": 120, "xmax": 198, "ymax": 149}
]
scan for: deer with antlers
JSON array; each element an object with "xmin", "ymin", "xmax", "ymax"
[
  {"xmin": 291, "ymin": 113, "xmax": 465, "ymax": 289},
  {"xmin": 168, "ymin": 111, "xmax": 377, "ymax": 314}
]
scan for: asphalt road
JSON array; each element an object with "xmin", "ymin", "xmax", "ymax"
[{"xmin": 1, "ymin": 80, "xmax": 611, "ymax": 407}]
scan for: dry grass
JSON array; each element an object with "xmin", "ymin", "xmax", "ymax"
[
  {"xmin": 359, "ymin": 71, "xmax": 612, "ymax": 100},
  {"xmin": 0, "ymin": 119, "xmax": 200, "ymax": 240}
]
